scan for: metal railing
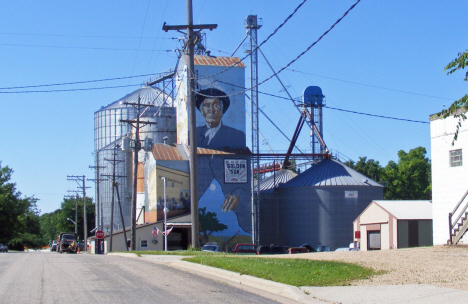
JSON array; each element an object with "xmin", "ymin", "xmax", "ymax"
[{"xmin": 448, "ymin": 188, "xmax": 468, "ymax": 244}]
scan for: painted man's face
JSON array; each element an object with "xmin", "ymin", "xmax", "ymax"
[{"xmin": 201, "ymin": 98, "xmax": 223, "ymax": 128}]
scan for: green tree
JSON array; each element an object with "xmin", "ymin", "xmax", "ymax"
[
  {"xmin": 287, "ymin": 158, "xmax": 302, "ymax": 174},
  {"xmin": 0, "ymin": 163, "xmax": 42, "ymax": 250},
  {"xmin": 58, "ymin": 196, "xmax": 95, "ymax": 241},
  {"xmin": 198, "ymin": 207, "xmax": 227, "ymax": 245},
  {"xmin": 344, "ymin": 147, "xmax": 431, "ymax": 200},
  {"xmin": 437, "ymin": 50, "xmax": 468, "ymax": 143},
  {"xmin": 39, "ymin": 209, "xmax": 61, "ymax": 244},
  {"xmin": 39, "ymin": 196, "xmax": 95, "ymax": 244},
  {"xmin": 383, "ymin": 147, "xmax": 431, "ymax": 200},
  {"xmin": 344, "ymin": 157, "xmax": 383, "ymax": 182}
]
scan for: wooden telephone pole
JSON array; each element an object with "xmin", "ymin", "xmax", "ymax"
[{"xmin": 162, "ymin": 0, "xmax": 217, "ymax": 248}]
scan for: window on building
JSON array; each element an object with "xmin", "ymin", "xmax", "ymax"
[
  {"xmin": 450, "ymin": 149, "xmax": 463, "ymax": 167},
  {"xmin": 141, "ymin": 240, "xmax": 148, "ymax": 248}
]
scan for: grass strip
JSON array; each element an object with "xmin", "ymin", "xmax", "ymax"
[
  {"xmin": 124, "ymin": 249, "xmax": 223, "ymax": 256},
  {"xmin": 183, "ymin": 256, "xmax": 376, "ymax": 287}
]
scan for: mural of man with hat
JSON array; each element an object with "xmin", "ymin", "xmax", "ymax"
[{"xmin": 195, "ymin": 88, "xmax": 246, "ymax": 148}]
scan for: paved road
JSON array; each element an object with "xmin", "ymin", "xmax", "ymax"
[{"xmin": 0, "ymin": 251, "xmax": 280, "ymax": 304}]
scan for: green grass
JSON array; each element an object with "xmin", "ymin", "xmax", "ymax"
[
  {"xmin": 124, "ymin": 249, "xmax": 226, "ymax": 256},
  {"xmin": 116, "ymin": 249, "xmax": 378, "ymax": 286},
  {"xmin": 183, "ymin": 256, "xmax": 376, "ymax": 287}
]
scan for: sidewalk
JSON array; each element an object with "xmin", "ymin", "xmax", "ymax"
[{"xmin": 109, "ymin": 253, "xmax": 468, "ymax": 303}]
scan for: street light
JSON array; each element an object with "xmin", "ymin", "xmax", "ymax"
[
  {"xmin": 67, "ymin": 218, "xmax": 77, "ymax": 231},
  {"xmin": 161, "ymin": 176, "xmax": 168, "ymax": 252}
]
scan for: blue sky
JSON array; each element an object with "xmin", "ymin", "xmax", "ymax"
[{"xmin": 1, "ymin": 1, "xmax": 466, "ymax": 214}]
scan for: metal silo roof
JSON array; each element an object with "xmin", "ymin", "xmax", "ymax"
[
  {"xmin": 100, "ymin": 86, "xmax": 171, "ymax": 110},
  {"xmin": 101, "ymin": 136, "xmax": 124, "ymax": 151},
  {"xmin": 281, "ymin": 159, "xmax": 383, "ymax": 188},
  {"xmin": 259, "ymin": 169, "xmax": 298, "ymax": 194}
]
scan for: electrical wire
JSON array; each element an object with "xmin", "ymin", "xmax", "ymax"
[
  {"xmin": 130, "ymin": 0, "xmax": 152, "ymax": 79},
  {"xmin": 193, "ymin": 0, "xmax": 361, "ymax": 99},
  {"xmin": 146, "ymin": 1, "xmax": 170, "ymax": 74},
  {"xmin": 0, "ymin": 43, "xmax": 173, "ymax": 52},
  {"xmin": 195, "ymin": 0, "xmax": 308, "ymax": 81},
  {"xmin": 325, "ymin": 106, "xmax": 429, "ymax": 124},
  {"xmin": 0, "ymin": 32, "xmax": 172, "ymax": 39},
  {"xmin": 216, "ymin": 79, "xmax": 428, "ymax": 124},
  {"xmin": 0, "ymin": 84, "xmax": 139, "ymax": 93},
  {"xmin": 289, "ymin": 69, "xmax": 456, "ymax": 101},
  {"xmin": 0, "ymin": 74, "xmax": 155, "ymax": 90}
]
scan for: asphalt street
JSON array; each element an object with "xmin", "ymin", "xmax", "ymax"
[{"xmin": 0, "ymin": 251, "xmax": 282, "ymax": 304}]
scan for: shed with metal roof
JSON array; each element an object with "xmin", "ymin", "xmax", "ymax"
[{"xmin": 353, "ymin": 200, "xmax": 432, "ymax": 251}]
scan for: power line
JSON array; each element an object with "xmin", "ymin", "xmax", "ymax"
[
  {"xmin": 205, "ymin": 47, "xmax": 457, "ymax": 103},
  {"xmin": 0, "ymin": 74, "xmax": 155, "ymax": 90},
  {"xmin": 217, "ymin": 79, "xmax": 429, "ymax": 124},
  {"xmin": 0, "ymin": 71, "xmax": 430, "ymax": 124},
  {"xmin": 251, "ymin": 0, "xmax": 362, "ymax": 95},
  {"xmin": 258, "ymin": 88, "xmax": 429, "ymax": 124},
  {"xmin": 0, "ymin": 43, "xmax": 174, "ymax": 52},
  {"xmin": 196, "ymin": 0, "xmax": 308, "ymax": 81},
  {"xmin": 130, "ymin": 0, "xmax": 152, "ymax": 79},
  {"xmin": 194, "ymin": 0, "xmax": 361, "ymax": 99},
  {"xmin": 0, "ymin": 84, "xmax": 139, "ymax": 94},
  {"xmin": 289, "ymin": 69, "xmax": 456, "ymax": 101},
  {"xmin": 0, "ymin": 32, "xmax": 173, "ymax": 39},
  {"xmin": 325, "ymin": 106, "xmax": 429, "ymax": 124}
]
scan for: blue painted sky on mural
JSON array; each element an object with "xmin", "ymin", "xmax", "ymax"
[{"xmin": 0, "ymin": 0, "xmax": 466, "ymax": 214}]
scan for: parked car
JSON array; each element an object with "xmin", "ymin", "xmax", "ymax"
[
  {"xmin": 316, "ymin": 245, "xmax": 331, "ymax": 252},
  {"xmin": 334, "ymin": 247, "xmax": 350, "ymax": 252},
  {"xmin": 201, "ymin": 243, "xmax": 222, "ymax": 253},
  {"xmin": 287, "ymin": 247, "xmax": 308, "ymax": 254},
  {"xmin": 50, "ymin": 240, "xmax": 57, "ymax": 252},
  {"xmin": 299, "ymin": 243, "xmax": 317, "ymax": 253},
  {"xmin": 78, "ymin": 241, "xmax": 85, "ymax": 251},
  {"xmin": 257, "ymin": 245, "xmax": 288, "ymax": 255},
  {"xmin": 0, "ymin": 243, "xmax": 8, "ymax": 252},
  {"xmin": 232, "ymin": 243, "xmax": 256, "ymax": 254}
]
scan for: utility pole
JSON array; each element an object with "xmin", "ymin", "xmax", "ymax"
[
  {"xmin": 121, "ymin": 96, "xmax": 157, "ymax": 251},
  {"xmin": 67, "ymin": 175, "xmax": 90, "ymax": 249},
  {"xmin": 89, "ymin": 150, "xmax": 105, "ymax": 231},
  {"xmin": 101, "ymin": 147, "xmax": 127, "ymax": 252},
  {"xmin": 162, "ymin": 0, "xmax": 217, "ymax": 248}
]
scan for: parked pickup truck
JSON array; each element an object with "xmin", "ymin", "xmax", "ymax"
[
  {"xmin": 57, "ymin": 233, "xmax": 78, "ymax": 254},
  {"xmin": 232, "ymin": 243, "xmax": 256, "ymax": 255}
]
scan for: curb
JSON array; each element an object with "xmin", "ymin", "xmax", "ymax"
[
  {"xmin": 168, "ymin": 260, "xmax": 311, "ymax": 303},
  {"xmin": 106, "ymin": 253, "xmax": 319, "ymax": 303},
  {"xmin": 107, "ymin": 252, "xmax": 140, "ymax": 258}
]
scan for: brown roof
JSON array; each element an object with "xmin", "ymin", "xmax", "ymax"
[
  {"xmin": 196, "ymin": 146, "xmax": 251, "ymax": 155},
  {"xmin": 194, "ymin": 55, "xmax": 246, "ymax": 68},
  {"xmin": 152, "ymin": 144, "xmax": 186, "ymax": 161},
  {"xmin": 153, "ymin": 144, "xmax": 251, "ymax": 160}
]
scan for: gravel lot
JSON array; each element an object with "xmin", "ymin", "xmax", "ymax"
[{"xmin": 269, "ymin": 245, "xmax": 468, "ymax": 290}]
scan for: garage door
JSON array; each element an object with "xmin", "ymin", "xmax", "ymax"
[{"xmin": 368, "ymin": 231, "xmax": 381, "ymax": 250}]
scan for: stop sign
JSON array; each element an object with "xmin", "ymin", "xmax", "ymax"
[{"xmin": 96, "ymin": 230, "xmax": 104, "ymax": 239}]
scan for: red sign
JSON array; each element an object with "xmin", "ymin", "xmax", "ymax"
[{"xmin": 96, "ymin": 230, "xmax": 104, "ymax": 239}]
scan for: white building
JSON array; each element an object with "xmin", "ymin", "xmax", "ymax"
[
  {"xmin": 353, "ymin": 200, "xmax": 432, "ymax": 251},
  {"xmin": 430, "ymin": 110, "xmax": 468, "ymax": 245}
]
